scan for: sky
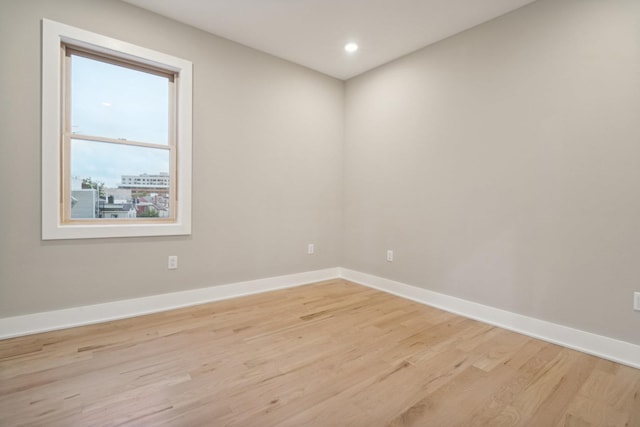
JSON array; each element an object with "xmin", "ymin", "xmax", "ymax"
[{"xmin": 70, "ymin": 54, "xmax": 170, "ymax": 188}]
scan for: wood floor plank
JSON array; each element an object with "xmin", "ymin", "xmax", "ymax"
[{"xmin": 0, "ymin": 279, "xmax": 638, "ymax": 426}]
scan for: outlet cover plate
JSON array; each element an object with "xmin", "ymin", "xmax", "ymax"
[{"xmin": 168, "ymin": 255, "xmax": 178, "ymax": 270}]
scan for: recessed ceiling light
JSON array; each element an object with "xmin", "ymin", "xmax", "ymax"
[{"xmin": 344, "ymin": 42, "xmax": 358, "ymax": 53}]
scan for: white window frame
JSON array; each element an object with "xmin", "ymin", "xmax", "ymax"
[{"xmin": 42, "ymin": 19, "xmax": 192, "ymax": 240}]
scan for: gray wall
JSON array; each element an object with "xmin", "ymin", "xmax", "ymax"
[
  {"xmin": 2, "ymin": 0, "xmax": 638, "ymax": 346},
  {"xmin": 0, "ymin": 0, "xmax": 344, "ymax": 316},
  {"xmin": 344, "ymin": 0, "xmax": 640, "ymax": 344}
]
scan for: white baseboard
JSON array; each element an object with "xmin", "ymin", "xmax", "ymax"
[
  {"xmin": 2, "ymin": 266, "xmax": 637, "ymax": 370},
  {"xmin": 339, "ymin": 268, "xmax": 640, "ymax": 370},
  {"xmin": 0, "ymin": 268, "xmax": 340, "ymax": 340}
]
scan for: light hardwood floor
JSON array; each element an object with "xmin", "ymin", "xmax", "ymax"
[{"xmin": 0, "ymin": 279, "xmax": 638, "ymax": 426}]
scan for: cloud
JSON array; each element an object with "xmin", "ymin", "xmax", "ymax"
[
  {"xmin": 71, "ymin": 140, "xmax": 169, "ymax": 188},
  {"xmin": 69, "ymin": 54, "xmax": 171, "ymax": 188}
]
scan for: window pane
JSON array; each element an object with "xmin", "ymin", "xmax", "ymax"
[
  {"xmin": 70, "ymin": 139, "xmax": 171, "ymax": 219},
  {"xmin": 71, "ymin": 54, "xmax": 169, "ymax": 145}
]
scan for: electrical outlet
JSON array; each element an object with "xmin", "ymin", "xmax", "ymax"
[
  {"xmin": 168, "ymin": 255, "xmax": 178, "ymax": 270},
  {"xmin": 386, "ymin": 250, "xmax": 394, "ymax": 262},
  {"xmin": 634, "ymin": 292, "xmax": 640, "ymax": 311},
  {"xmin": 308, "ymin": 243, "xmax": 315, "ymax": 255}
]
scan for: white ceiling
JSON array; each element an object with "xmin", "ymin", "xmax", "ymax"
[{"xmin": 122, "ymin": 0, "xmax": 537, "ymax": 80}]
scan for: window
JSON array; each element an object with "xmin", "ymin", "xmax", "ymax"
[{"xmin": 42, "ymin": 19, "xmax": 192, "ymax": 239}]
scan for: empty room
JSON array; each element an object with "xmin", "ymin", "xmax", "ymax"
[{"xmin": 1, "ymin": 0, "xmax": 639, "ymax": 425}]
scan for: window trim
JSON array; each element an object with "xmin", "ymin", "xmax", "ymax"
[{"xmin": 42, "ymin": 19, "xmax": 192, "ymax": 240}]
